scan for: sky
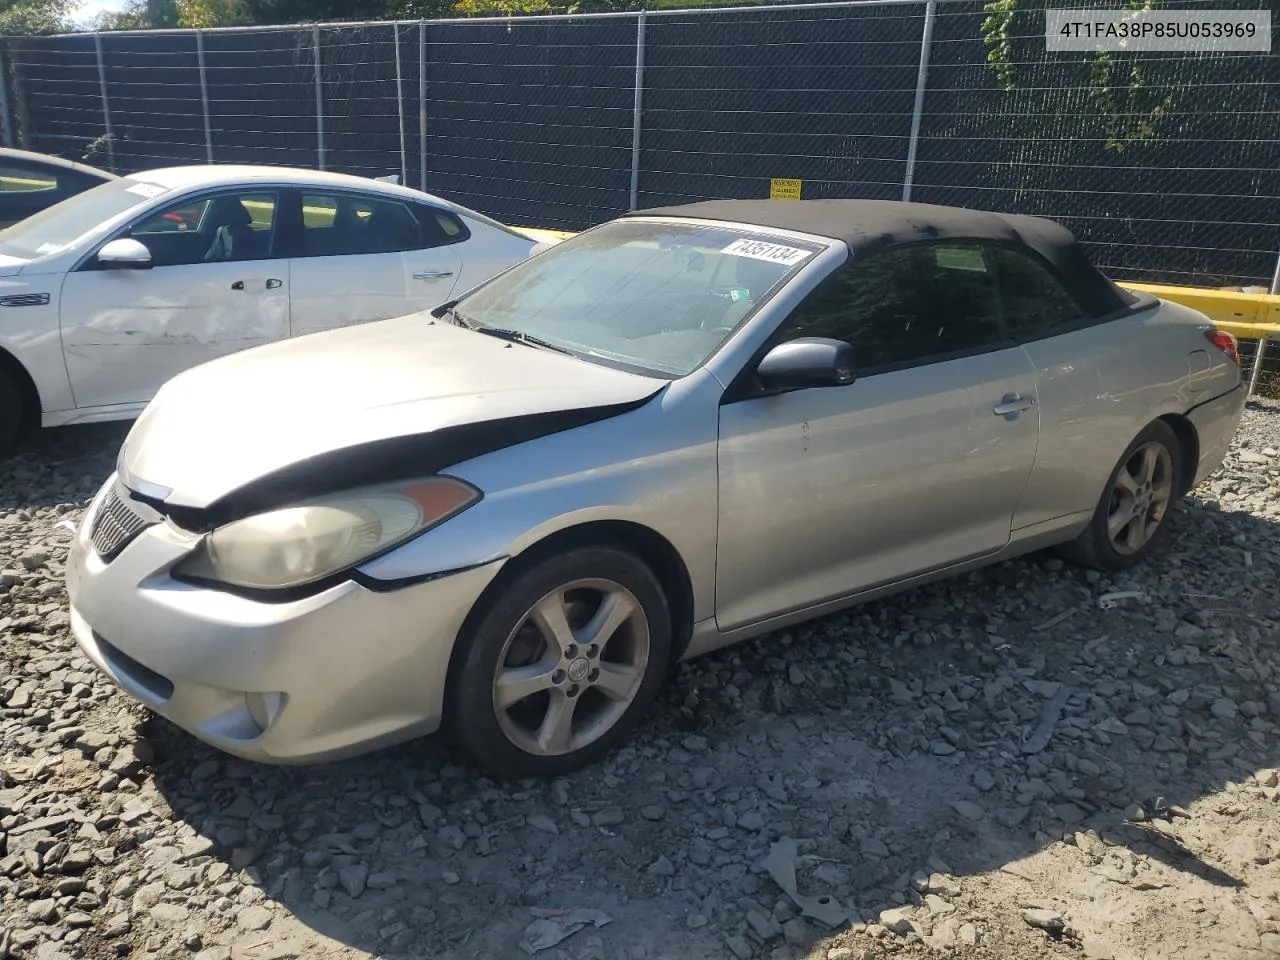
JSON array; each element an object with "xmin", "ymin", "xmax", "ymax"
[{"xmin": 70, "ymin": 0, "xmax": 130, "ymax": 28}]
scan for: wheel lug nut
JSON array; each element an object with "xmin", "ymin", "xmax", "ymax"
[
  {"xmin": 565, "ymin": 645, "xmax": 578, "ymax": 659},
  {"xmin": 588, "ymin": 668, "xmax": 600, "ymax": 682},
  {"xmin": 567, "ymin": 684, "xmax": 579, "ymax": 698},
  {"xmin": 552, "ymin": 669, "xmax": 566, "ymax": 684}
]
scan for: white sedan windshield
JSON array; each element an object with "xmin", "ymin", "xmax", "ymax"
[
  {"xmin": 453, "ymin": 220, "xmax": 821, "ymax": 378},
  {"xmin": 0, "ymin": 176, "xmax": 168, "ymax": 259}
]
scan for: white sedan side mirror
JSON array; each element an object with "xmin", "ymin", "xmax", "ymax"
[{"xmin": 98, "ymin": 238, "xmax": 153, "ymax": 270}]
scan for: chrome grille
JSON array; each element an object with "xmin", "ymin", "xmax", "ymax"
[{"xmin": 89, "ymin": 484, "xmax": 155, "ymax": 560}]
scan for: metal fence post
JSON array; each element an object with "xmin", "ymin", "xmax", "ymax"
[
  {"xmin": 312, "ymin": 26, "xmax": 325, "ymax": 170},
  {"xmin": 1248, "ymin": 338, "xmax": 1268, "ymax": 396},
  {"xmin": 10, "ymin": 49, "xmax": 28, "ymax": 149},
  {"xmin": 1257, "ymin": 246, "xmax": 1280, "ymax": 396},
  {"xmin": 901, "ymin": 0, "xmax": 936, "ymax": 202},
  {"xmin": 418, "ymin": 21, "xmax": 427, "ymax": 191},
  {"xmin": 628, "ymin": 10, "xmax": 647, "ymax": 211},
  {"xmin": 196, "ymin": 30, "xmax": 213, "ymax": 164},
  {"xmin": 93, "ymin": 33, "xmax": 116, "ymax": 173},
  {"xmin": 393, "ymin": 23, "xmax": 408, "ymax": 186},
  {"xmin": 0, "ymin": 43, "xmax": 14, "ymax": 148}
]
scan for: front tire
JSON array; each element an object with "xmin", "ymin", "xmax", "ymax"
[
  {"xmin": 1058, "ymin": 420, "xmax": 1182, "ymax": 572},
  {"xmin": 447, "ymin": 545, "xmax": 672, "ymax": 779}
]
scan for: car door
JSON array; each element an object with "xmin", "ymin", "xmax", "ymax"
[
  {"xmin": 59, "ymin": 188, "xmax": 288, "ymax": 409},
  {"xmin": 987, "ymin": 245, "xmax": 1181, "ymax": 531},
  {"xmin": 285, "ymin": 189, "xmax": 463, "ymax": 339},
  {"xmin": 714, "ymin": 242, "xmax": 1041, "ymax": 632}
]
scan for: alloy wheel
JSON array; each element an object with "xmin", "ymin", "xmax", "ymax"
[
  {"xmin": 1106, "ymin": 440, "xmax": 1174, "ymax": 555},
  {"xmin": 491, "ymin": 578, "xmax": 650, "ymax": 757}
]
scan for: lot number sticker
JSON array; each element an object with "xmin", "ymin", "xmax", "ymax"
[
  {"xmin": 126, "ymin": 181, "xmax": 168, "ymax": 198},
  {"xmin": 721, "ymin": 238, "xmax": 810, "ymax": 266}
]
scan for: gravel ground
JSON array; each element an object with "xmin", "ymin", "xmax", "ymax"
[{"xmin": 2, "ymin": 402, "xmax": 1279, "ymax": 960}]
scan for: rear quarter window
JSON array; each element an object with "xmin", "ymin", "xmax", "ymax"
[
  {"xmin": 988, "ymin": 246, "xmax": 1086, "ymax": 340},
  {"xmin": 419, "ymin": 206, "xmax": 469, "ymax": 245}
]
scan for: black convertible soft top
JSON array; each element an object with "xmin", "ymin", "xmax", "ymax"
[{"xmin": 625, "ymin": 199, "xmax": 1137, "ymax": 319}]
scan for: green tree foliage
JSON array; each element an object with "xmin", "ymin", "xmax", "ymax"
[
  {"xmin": 83, "ymin": 0, "xmax": 841, "ymax": 29},
  {"xmin": 980, "ymin": 0, "xmax": 1174, "ymax": 153},
  {"xmin": 366, "ymin": 0, "xmax": 454, "ymax": 18},
  {"xmin": 95, "ymin": 0, "xmax": 168, "ymax": 29},
  {"xmin": 444, "ymin": 0, "xmax": 774, "ymax": 12},
  {"xmin": 100, "ymin": 0, "xmax": 401, "ymax": 28},
  {"xmin": 0, "ymin": 0, "xmax": 73, "ymax": 35},
  {"xmin": 144, "ymin": 0, "xmax": 179, "ymax": 26},
  {"xmin": 239, "ymin": 0, "xmax": 399, "ymax": 22},
  {"xmin": 176, "ymin": 0, "xmax": 251, "ymax": 27},
  {"xmin": 449, "ymin": 0, "xmax": 555, "ymax": 14}
]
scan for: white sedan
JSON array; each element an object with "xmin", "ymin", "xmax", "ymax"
[{"xmin": 0, "ymin": 164, "xmax": 539, "ymax": 457}]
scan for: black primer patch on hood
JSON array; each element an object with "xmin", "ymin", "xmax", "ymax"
[{"xmin": 159, "ymin": 391, "xmax": 663, "ymax": 531}]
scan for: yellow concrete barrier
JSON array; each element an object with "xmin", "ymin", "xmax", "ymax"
[
  {"xmin": 1120, "ymin": 281, "xmax": 1280, "ymax": 327},
  {"xmin": 510, "ymin": 226, "xmax": 576, "ymax": 244},
  {"xmin": 1200, "ymin": 318, "xmax": 1280, "ymax": 342}
]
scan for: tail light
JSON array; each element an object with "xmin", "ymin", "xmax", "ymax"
[{"xmin": 1204, "ymin": 328, "xmax": 1240, "ymax": 365}]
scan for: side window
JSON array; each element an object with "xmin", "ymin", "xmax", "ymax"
[
  {"xmin": 780, "ymin": 243, "xmax": 1006, "ymax": 371},
  {"xmin": 988, "ymin": 246, "xmax": 1084, "ymax": 339},
  {"xmin": 299, "ymin": 192, "xmax": 443, "ymax": 257},
  {"xmin": 127, "ymin": 192, "xmax": 278, "ymax": 267},
  {"xmin": 0, "ymin": 162, "xmax": 56, "ymax": 195},
  {"xmin": 133, "ymin": 198, "xmax": 209, "ymax": 235},
  {"xmin": 418, "ymin": 205, "xmax": 470, "ymax": 246}
]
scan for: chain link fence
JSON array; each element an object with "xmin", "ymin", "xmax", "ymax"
[{"xmin": 2, "ymin": 0, "xmax": 1277, "ymax": 288}]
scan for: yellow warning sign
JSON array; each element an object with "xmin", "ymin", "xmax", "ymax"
[{"xmin": 769, "ymin": 178, "xmax": 802, "ymax": 200}]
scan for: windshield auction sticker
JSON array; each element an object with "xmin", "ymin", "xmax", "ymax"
[
  {"xmin": 125, "ymin": 181, "xmax": 168, "ymax": 198},
  {"xmin": 1046, "ymin": 9, "xmax": 1270, "ymax": 52},
  {"xmin": 721, "ymin": 238, "xmax": 811, "ymax": 266}
]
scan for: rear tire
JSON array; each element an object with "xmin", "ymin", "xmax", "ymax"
[
  {"xmin": 0, "ymin": 371, "xmax": 22, "ymax": 462},
  {"xmin": 1058, "ymin": 420, "xmax": 1182, "ymax": 572},
  {"xmin": 446, "ymin": 545, "xmax": 671, "ymax": 779}
]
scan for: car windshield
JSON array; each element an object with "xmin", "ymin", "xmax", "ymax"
[
  {"xmin": 0, "ymin": 175, "xmax": 169, "ymax": 259},
  {"xmin": 451, "ymin": 219, "xmax": 823, "ymax": 378}
]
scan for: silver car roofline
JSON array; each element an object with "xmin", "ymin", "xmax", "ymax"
[{"xmin": 616, "ymin": 214, "xmax": 846, "ymax": 251}]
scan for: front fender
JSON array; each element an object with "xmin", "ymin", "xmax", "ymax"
[
  {"xmin": 0, "ymin": 272, "xmax": 74, "ymax": 416},
  {"xmin": 357, "ymin": 372, "xmax": 723, "ymax": 622}
]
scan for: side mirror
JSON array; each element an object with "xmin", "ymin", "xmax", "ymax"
[
  {"xmin": 97, "ymin": 238, "xmax": 152, "ymax": 269},
  {"xmin": 756, "ymin": 337, "xmax": 856, "ymax": 393}
]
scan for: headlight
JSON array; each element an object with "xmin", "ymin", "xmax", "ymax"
[{"xmin": 175, "ymin": 477, "xmax": 480, "ymax": 591}]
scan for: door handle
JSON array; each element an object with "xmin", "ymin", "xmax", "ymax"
[
  {"xmin": 266, "ymin": 278, "xmax": 283, "ymax": 289},
  {"xmin": 413, "ymin": 270, "xmax": 454, "ymax": 280},
  {"xmin": 230, "ymin": 280, "xmax": 244, "ymax": 290},
  {"xmin": 993, "ymin": 393, "xmax": 1036, "ymax": 419}
]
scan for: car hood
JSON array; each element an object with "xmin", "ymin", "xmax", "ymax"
[
  {"xmin": 0, "ymin": 254, "xmax": 30, "ymax": 277},
  {"xmin": 120, "ymin": 314, "xmax": 666, "ymax": 512}
]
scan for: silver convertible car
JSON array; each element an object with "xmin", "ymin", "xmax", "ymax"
[{"xmin": 66, "ymin": 200, "xmax": 1245, "ymax": 777}]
